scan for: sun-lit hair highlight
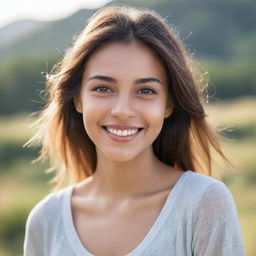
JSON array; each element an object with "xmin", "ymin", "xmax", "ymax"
[{"xmin": 24, "ymin": 5, "xmax": 230, "ymax": 191}]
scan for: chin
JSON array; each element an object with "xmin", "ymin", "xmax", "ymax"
[
  {"xmin": 100, "ymin": 148, "xmax": 142, "ymax": 163},
  {"xmin": 107, "ymin": 153, "xmax": 138, "ymax": 163}
]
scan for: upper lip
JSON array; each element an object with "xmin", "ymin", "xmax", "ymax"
[{"xmin": 103, "ymin": 124, "xmax": 143, "ymax": 130}]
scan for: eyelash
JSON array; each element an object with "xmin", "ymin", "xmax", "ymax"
[{"xmin": 91, "ymin": 86, "xmax": 157, "ymax": 95}]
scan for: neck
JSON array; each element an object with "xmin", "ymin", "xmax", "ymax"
[{"xmin": 90, "ymin": 147, "xmax": 168, "ymax": 200}]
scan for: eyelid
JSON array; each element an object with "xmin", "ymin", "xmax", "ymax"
[
  {"xmin": 91, "ymin": 85, "xmax": 158, "ymax": 95},
  {"xmin": 91, "ymin": 85, "xmax": 112, "ymax": 93},
  {"xmin": 138, "ymin": 87, "xmax": 157, "ymax": 94}
]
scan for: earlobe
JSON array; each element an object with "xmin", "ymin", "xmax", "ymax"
[
  {"xmin": 74, "ymin": 95, "xmax": 82, "ymax": 113},
  {"xmin": 164, "ymin": 109, "xmax": 172, "ymax": 118},
  {"xmin": 164, "ymin": 104, "xmax": 173, "ymax": 118}
]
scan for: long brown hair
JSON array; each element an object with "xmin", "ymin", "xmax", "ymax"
[{"xmin": 24, "ymin": 5, "xmax": 228, "ymax": 190}]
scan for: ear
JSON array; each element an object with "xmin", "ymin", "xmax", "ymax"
[
  {"xmin": 164, "ymin": 102, "xmax": 173, "ymax": 119},
  {"xmin": 73, "ymin": 94, "xmax": 82, "ymax": 113}
]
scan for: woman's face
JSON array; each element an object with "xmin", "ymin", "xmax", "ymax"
[{"xmin": 75, "ymin": 41, "xmax": 172, "ymax": 162}]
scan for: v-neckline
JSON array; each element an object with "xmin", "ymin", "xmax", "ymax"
[{"xmin": 63, "ymin": 170, "xmax": 192, "ymax": 256}]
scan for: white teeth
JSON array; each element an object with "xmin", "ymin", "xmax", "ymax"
[{"xmin": 106, "ymin": 127, "xmax": 139, "ymax": 137}]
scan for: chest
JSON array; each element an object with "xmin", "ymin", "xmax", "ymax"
[{"xmin": 71, "ymin": 192, "xmax": 171, "ymax": 256}]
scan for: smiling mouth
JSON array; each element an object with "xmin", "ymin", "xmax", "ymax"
[{"xmin": 102, "ymin": 126, "xmax": 144, "ymax": 137}]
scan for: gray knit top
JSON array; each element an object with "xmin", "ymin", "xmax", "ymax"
[{"xmin": 24, "ymin": 170, "xmax": 245, "ymax": 256}]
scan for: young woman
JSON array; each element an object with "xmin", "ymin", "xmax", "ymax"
[{"xmin": 24, "ymin": 5, "xmax": 245, "ymax": 256}]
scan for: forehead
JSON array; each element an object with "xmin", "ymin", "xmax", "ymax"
[{"xmin": 83, "ymin": 41, "xmax": 167, "ymax": 83}]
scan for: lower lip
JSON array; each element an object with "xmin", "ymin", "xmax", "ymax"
[{"xmin": 102, "ymin": 127, "xmax": 143, "ymax": 142}]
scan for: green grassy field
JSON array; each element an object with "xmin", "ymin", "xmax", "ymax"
[
  {"xmin": 0, "ymin": 97, "xmax": 255, "ymax": 255},
  {"xmin": 208, "ymin": 97, "xmax": 256, "ymax": 255}
]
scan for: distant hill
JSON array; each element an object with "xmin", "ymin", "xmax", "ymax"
[
  {"xmin": 0, "ymin": 0, "xmax": 255, "ymax": 63},
  {"xmin": 0, "ymin": 0, "xmax": 255, "ymax": 115},
  {"xmin": 0, "ymin": 9, "xmax": 95, "ymax": 62},
  {"xmin": 0, "ymin": 19, "xmax": 44, "ymax": 48},
  {"xmin": 1, "ymin": 0, "xmax": 256, "ymax": 63}
]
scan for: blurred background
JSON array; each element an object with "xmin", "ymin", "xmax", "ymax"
[{"xmin": 0, "ymin": 0, "xmax": 255, "ymax": 255}]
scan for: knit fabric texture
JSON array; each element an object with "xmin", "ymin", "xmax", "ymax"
[{"xmin": 24, "ymin": 170, "xmax": 245, "ymax": 256}]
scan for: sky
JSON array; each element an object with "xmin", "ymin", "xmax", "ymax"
[{"xmin": 0, "ymin": 0, "xmax": 113, "ymax": 29}]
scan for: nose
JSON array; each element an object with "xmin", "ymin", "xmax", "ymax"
[{"xmin": 110, "ymin": 94, "xmax": 135, "ymax": 120}]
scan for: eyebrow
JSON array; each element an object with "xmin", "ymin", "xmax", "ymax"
[{"xmin": 87, "ymin": 75, "xmax": 162, "ymax": 85}]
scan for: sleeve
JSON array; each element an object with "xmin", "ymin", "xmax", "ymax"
[
  {"xmin": 192, "ymin": 182, "xmax": 245, "ymax": 256},
  {"xmin": 23, "ymin": 204, "xmax": 45, "ymax": 256}
]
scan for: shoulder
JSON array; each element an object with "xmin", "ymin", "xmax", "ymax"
[
  {"xmin": 178, "ymin": 171, "xmax": 236, "ymax": 214},
  {"xmin": 182, "ymin": 170, "xmax": 232, "ymax": 197},
  {"xmin": 25, "ymin": 185, "xmax": 73, "ymax": 231},
  {"xmin": 185, "ymin": 171, "xmax": 238, "ymax": 220},
  {"xmin": 191, "ymin": 171, "xmax": 235, "ymax": 205},
  {"xmin": 187, "ymin": 172, "xmax": 245, "ymax": 255},
  {"xmin": 175, "ymin": 171, "xmax": 240, "ymax": 238}
]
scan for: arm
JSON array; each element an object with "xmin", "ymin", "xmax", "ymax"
[{"xmin": 192, "ymin": 182, "xmax": 245, "ymax": 256}]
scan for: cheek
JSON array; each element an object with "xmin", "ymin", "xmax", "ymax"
[
  {"xmin": 142, "ymin": 100, "xmax": 167, "ymax": 133},
  {"xmin": 80, "ymin": 97, "xmax": 106, "ymax": 132},
  {"xmin": 143, "ymin": 98, "xmax": 167, "ymax": 118},
  {"xmin": 147, "ymin": 103, "xmax": 166, "ymax": 118}
]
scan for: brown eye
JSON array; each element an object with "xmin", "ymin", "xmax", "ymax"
[
  {"xmin": 92, "ymin": 86, "xmax": 112, "ymax": 93},
  {"xmin": 138, "ymin": 88, "xmax": 157, "ymax": 94}
]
